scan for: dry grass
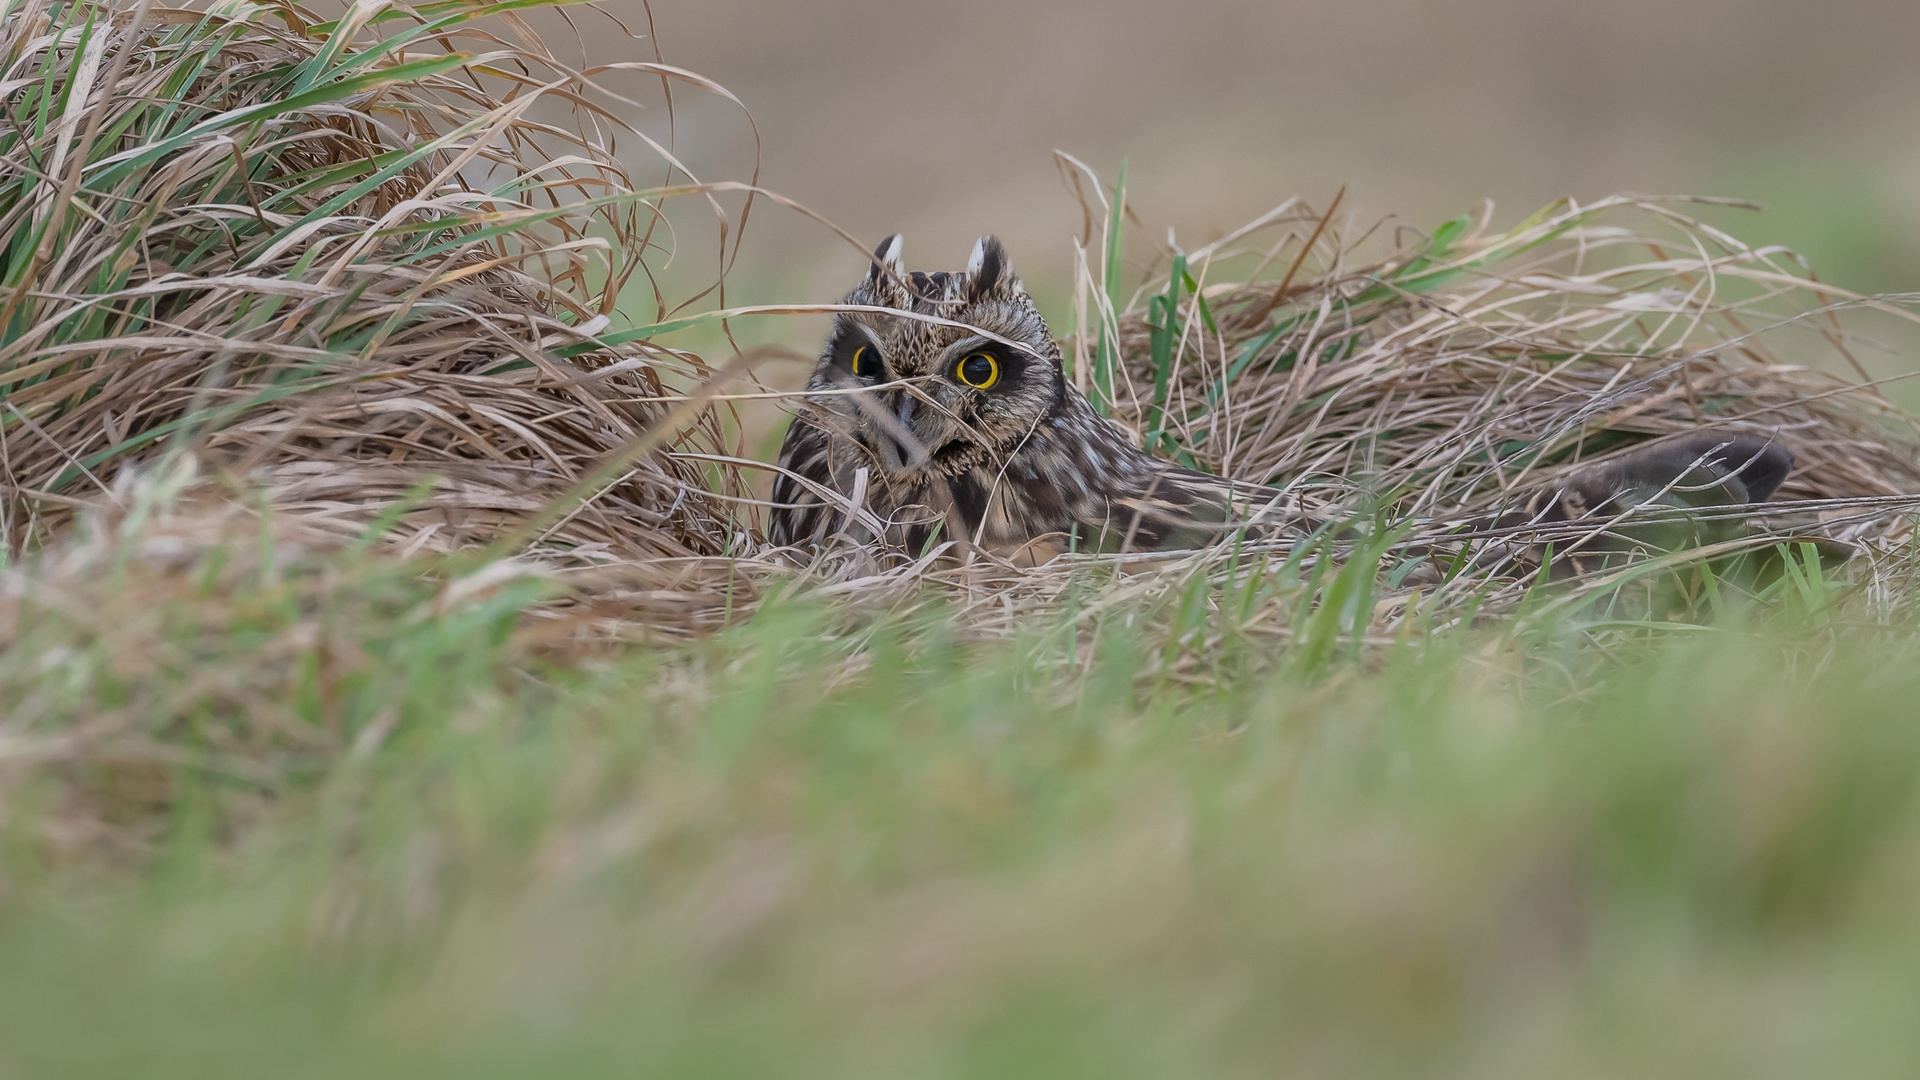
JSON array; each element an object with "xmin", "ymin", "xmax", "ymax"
[
  {"xmin": 0, "ymin": 0, "xmax": 761, "ymax": 568},
  {"xmin": 5, "ymin": 0, "xmax": 1920, "ymax": 653},
  {"xmin": 1096, "ymin": 191, "xmax": 1920, "ymax": 524}
]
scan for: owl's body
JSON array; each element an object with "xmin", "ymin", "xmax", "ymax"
[
  {"xmin": 769, "ymin": 236, "xmax": 1270, "ymax": 559},
  {"xmin": 770, "ymin": 235, "xmax": 1793, "ymax": 569}
]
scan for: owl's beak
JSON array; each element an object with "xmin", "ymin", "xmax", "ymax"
[{"xmin": 866, "ymin": 389, "xmax": 929, "ymax": 475}]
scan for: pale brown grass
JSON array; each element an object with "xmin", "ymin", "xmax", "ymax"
[
  {"xmin": 0, "ymin": 0, "xmax": 757, "ymax": 568},
  {"xmin": 5, "ymin": 0, "xmax": 1920, "ymax": 657}
]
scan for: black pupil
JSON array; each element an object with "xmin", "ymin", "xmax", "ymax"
[
  {"xmin": 850, "ymin": 347, "xmax": 869, "ymax": 376},
  {"xmin": 962, "ymin": 354, "xmax": 994, "ymax": 385}
]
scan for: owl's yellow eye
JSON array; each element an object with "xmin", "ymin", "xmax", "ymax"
[
  {"xmin": 955, "ymin": 352, "xmax": 999, "ymax": 389},
  {"xmin": 850, "ymin": 346, "xmax": 871, "ymax": 377}
]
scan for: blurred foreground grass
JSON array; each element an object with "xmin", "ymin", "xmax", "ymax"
[{"xmin": 5, "ymin": 513, "xmax": 1920, "ymax": 1079}]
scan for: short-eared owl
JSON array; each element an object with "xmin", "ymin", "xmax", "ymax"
[{"xmin": 769, "ymin": 234, "xmax": 1792, "ymax": 567}]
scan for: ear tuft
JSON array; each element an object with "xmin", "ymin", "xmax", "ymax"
[
  {"xmin": 868, "ymin": 233, "xmax": 904, "ymax": 284},
  {"xmin": 965, "ymin": 235, "xmax": 1012, "ymax": 300}
]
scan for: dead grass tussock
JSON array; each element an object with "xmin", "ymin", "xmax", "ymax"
[
  {"xmin": 0, "ymin": 0, "xmax": 754, "ymax": 564},
  {"xmin": 5, "ymin": 0, "xmax": 1920, "ymax": 657},
  {"xmin": 1099, "ymin": 192, "xmax": 1920, "ymax": 522}
]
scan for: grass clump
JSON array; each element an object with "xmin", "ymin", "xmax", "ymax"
[
  {"xmin": 1065, "ymin": 178, "xmax": 1920, "ymax": 546},
  {"xmin": 0, "ymin": 0, "xmax": 753, "ymax": 560}
]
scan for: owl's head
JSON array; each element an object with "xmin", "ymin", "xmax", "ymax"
[{"xmin": 804, "ymin": 234, "xmax": 1064, "ymax": 482}]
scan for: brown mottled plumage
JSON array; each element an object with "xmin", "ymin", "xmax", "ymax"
[{"xmin": 769, "ymin": 235, "xmax": 1795, "ymax": 569}]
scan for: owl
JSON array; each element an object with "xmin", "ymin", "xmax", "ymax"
[{"xmin": 768, "ymin": 234, "xmax": 1795, "ymax": 570}]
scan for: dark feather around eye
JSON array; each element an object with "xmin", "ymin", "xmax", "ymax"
[{"xmin": 827, "ymin": 328, "xmax": 883, "ymax": 383}]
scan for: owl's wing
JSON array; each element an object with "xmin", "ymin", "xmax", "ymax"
[
  {"xmin": 1568, "ymin": 433, "xmax": 1791, "ymax": 514},
  {"xmin": 1481, "ymin": 434, "xmax": 1798, "ymax": 576},
  {"xmin": 1075, "ymin": 467, "xmax": 1304, "ymax": 553}
]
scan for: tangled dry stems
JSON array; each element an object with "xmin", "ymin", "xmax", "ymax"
[
  {"xmin": 1101, "ymin": 193, "xmax": 1920, "ymax": 522},
  {"xmin": 4, "ymin": 0, "xmax": 1920, "ymax": 655},
  {"xmin": 0, "ymin": 0, "xmax": 755, "ymax": 568}
]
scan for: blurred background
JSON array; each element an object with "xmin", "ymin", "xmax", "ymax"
[{"xmin": 609, "ymin": 0, "xmax": 1920, "ymax": 301}]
